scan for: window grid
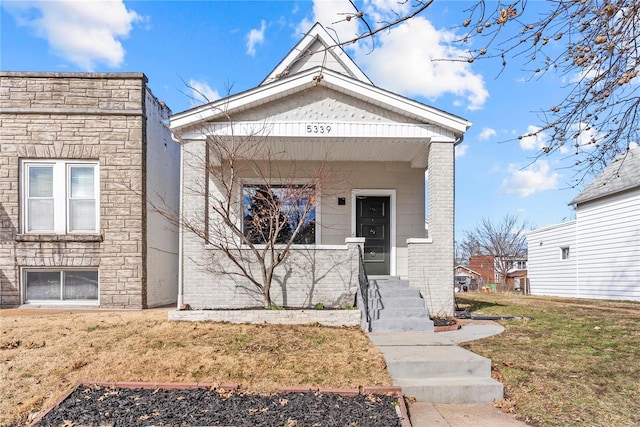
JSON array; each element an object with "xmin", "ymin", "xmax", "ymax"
[{"xmin": 22, "ymin": 160, "xmax": 99, "ymax": 234}]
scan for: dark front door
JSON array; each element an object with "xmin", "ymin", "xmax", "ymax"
[{"xmin": 356, "ymin": 196, "xmax": 390, "ymax": 275}]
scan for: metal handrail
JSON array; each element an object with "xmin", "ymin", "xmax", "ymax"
[{"xmin": 357, "ymin": 245, "xmax": 370, "ymax": 324}]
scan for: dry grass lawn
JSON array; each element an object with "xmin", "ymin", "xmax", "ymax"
[
  {"xmin": 0, "ymin": 309, "xmax": 391, "ymax": 427},
  {"xmin": 458, "ymin": 293, "xmax": 640, "ymax": 427}
]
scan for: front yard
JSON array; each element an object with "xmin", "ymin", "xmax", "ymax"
[
  {"xmin": 0, "ymin": 309, "xmax": 391, "ymax": 426},
  {"xmin": 458, "ymin": 292, "xmax": 640, "ymax": 426}
]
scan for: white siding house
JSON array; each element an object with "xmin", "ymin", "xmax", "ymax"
[{"xmin": 527, "ymin": 145, "xmax": 640, "ymax": 301}]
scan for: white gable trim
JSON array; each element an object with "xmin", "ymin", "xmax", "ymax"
[
  {"xmin": 170, "ymin": 67, "xmax": 470, "ymax": 136},
  {"xmin": 261, "ymin": 22, "xmax": 371, "ymax": 86}
]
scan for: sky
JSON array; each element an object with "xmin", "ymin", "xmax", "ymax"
[{"xmin": 1, "ymin": 0, "xmax": 589, "ymax": 243}]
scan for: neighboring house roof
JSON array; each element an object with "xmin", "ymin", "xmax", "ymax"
[
  {"xmin": 570, "ymin": 144, "xmax": 640, "ymax": 205},
  {"xmin": 454, "ymin": 265, "xmax": 481, "ymax": 276},
  {"xmin": 261, "ymin": 22, "xmax": 372, "ymax": 86}
]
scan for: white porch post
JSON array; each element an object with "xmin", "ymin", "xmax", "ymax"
[{"xmin": 408, "ymin": 140, "xmax": 455, "ymax": 317}]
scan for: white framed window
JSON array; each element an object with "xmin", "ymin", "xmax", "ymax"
[
  {"xmin": 241, "ymin": 183, "xmax": 317, "ymax": 245},
  {"xmin": 561, "ymin": 247, "xmax": 570, "ymax": 260},
  {"xmin": 22, "ymin": 160, "xmax": 99, "ymax": 234},
  {"xmin": 23, "ymin": 269, "xmax": 99, "ymax": 302}
]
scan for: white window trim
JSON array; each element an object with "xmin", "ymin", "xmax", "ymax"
[
  {"xmin": 21, "ymin": 159, "xmax": 100, "ymax": 234},
  {"xmin": 350, "ymin": 189, "xmax": 397, "ymax": 276},
  {"xmin": 22, "ymin": 268, "xmax": 100, "ymax": 304},
  {"xmin": 237, "ymin": 179, "xmax": 321, "ymax": 246}
]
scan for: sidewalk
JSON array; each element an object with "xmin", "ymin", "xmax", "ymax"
[{"xmin": 370, "ymin": 320, "xmax": 529, "ymax": 426}]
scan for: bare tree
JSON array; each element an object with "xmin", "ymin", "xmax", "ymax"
[
  {"xmin": 327, "ymin": 1, "xmax": 639, "ymax": 180},
  {"xmin": 462, "ymin": 214, "xmax": 530, "ymax": 291},
  {"xmin": 176, "ymin": 126, "xmax": 333, "ymax": 308}
]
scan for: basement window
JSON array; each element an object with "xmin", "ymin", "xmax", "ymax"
[{"xmin": 24, "ymin": 269, "xmax": 99, "ymax": 302}]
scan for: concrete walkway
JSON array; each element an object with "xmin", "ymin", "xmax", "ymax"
[{"xmin": 370, "ymin": 321, "xmax": 529, "ymax": 426}]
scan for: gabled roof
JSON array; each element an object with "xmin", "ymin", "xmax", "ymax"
[
  {"xmin": 261, "ymin": 22, "xmax": 371, "ymax": 86},
  {"xmin": 570, "ymin": 145, "xmax": 640, "ymax": 205},
  {"xmin": 170, "ymin": 66, "xmax": 470, "ymax": 135},
  {"xmin": 454, "ymin": 265, "xmax": 482, "ymax": 276}
]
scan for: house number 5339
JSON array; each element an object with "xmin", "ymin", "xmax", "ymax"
[{"xmin": 306, "ymin": 124, "xmax": 332, "ymax": 134}]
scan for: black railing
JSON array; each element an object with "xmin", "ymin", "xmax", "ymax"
[{"xmin": 357, "ymin": 245, "xmax": 370, "ymax": 324}]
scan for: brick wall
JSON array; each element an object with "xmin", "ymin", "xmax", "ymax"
[
  {"xmin": 0, "ymin": 72, "xmax": 153, "ymax": 308},
  {"xmin": 179, "ymin": 139, "xmax": 361, "ymax": 308},
  {"xmin": 407, "ymin": 141, "xmax": 455, "ymax": 317}
]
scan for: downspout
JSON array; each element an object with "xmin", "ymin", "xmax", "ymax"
[{"xmin": 175, "ymin": 134, "xmax": 184, "ymax": 309}]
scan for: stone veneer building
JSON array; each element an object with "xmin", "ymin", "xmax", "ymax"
[{"xmin": 0, "ymin": 72, "xmax": 180, "ymax": 309}]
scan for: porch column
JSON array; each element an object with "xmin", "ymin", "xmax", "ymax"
[{"xmin": 408, "ymin": 140, "xmax": 455, "ymax": 317}]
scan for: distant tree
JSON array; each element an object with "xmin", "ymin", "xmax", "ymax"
[
  {"xmin": 462, "ymin": 214, "xmax": 530, "ymax": 291},
  {"xmin": 329, "ymin": 0, "xmax": 639, "ymax": 180}
]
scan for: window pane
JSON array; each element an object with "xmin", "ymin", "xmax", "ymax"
[
  {"xmin": 28, "ymin": 167, "xmax": 53, "ymax": 197},
  {"xmin": 69, "ymin": 199, "xmax": 96, "ymax": 231},
  {"xmin": 242, "ymin": 184, "xmax": 315, "ymax": 245},
  {"xmin": 70, "ymin": 167, "xmax": 94, "ymax": 198},
  {"xmin": 25, "ymin": 271, "xmax": 61, "ymax": 300},
  {"xmin": 64, "ymin": 271, "xmax": 98, "ymax": 300},
  {"xmin": 28, "ymin": 199, "xmax": 55, "ymax": 231}
]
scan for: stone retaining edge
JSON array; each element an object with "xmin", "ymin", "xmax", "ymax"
[{"xmin": 168, "ymin": 309, "xmax": 361, "ymax": 327}]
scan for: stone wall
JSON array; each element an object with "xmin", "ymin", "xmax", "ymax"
[{"xmin": 0, "ymin": 72, "xmax": 164, "ymax": 308}]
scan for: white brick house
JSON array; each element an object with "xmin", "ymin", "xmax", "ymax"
[
  {"xmin": 0, "ymin": 72, "xmax": 180, "ymax": 309},
  {"xmin": 169, "ymin": 24, "xmax": 470, "ymax": 316},
  {"xmin": 527, "ymin": 145, "xmax": 640, "ymax": 301}
]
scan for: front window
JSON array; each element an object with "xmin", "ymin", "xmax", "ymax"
[
  {"xmin": 22, "ymin": 160, "xmax": 99, "ymax": 233},
  {"xmin": 24, "ymin": 269, "xmax": 99, "ymax": 302},
  {"xmin": 561, "ymin": 247, "xmax": 570, "ymax": 260},
  {"xmin": 242, "ymin": 184, "xmax": 316, "ymax": 245}
]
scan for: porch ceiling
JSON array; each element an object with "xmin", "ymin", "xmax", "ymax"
[{"xmin": 208, "ymin": 135, "xmax": 431, "ymax": 168}]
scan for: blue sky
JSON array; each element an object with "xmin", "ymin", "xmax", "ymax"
[{"xmin": 1, "ymin": 0, "xmax": 586, "ymax": 242}]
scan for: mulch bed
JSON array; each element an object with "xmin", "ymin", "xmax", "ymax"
[{"xmin": 32, "ymin": 384, "xmax": 405, "ymax": 427}]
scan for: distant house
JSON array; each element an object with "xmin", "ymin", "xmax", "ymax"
[
  {"xmin": 468, "ymin": 255, "xmax": 527, "ymax": 291},
  {"xmin": 527, "ymin": 145, "xmax": 640, "ymax": 301},
  {"xmin": 468, "ymin": 255, "xmax": 496, "ymax": 285},
  {"xmin": 454, "ymin": 265, "xmax": 482, "ymax": 291},
  {"xmin": 169, "ymin": 23, "xmax": 470, "ymax": 316},
  {"xmin": 0, "ymin": 72, "xmax": 180, "ymax": 308}
]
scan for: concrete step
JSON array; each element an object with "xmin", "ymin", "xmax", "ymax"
[
  {"xmin": 376, "ymin": 297, "xmax": 426, "ymax": 309},
  {"xmin": 370, "ymin": 318, "xmax": 434, "ymax": 333},
  {"xmin": 375, "ymin": 308, "xmax": 429, "ymax": 320},
  {"xmin": 380, "ymin": 346, "xmax": 492, "ymax": 378},
  {"xmin": 394, "ymin": 377, "xmax": 504, "ymax": 404},
  {"xmin": 376, "ymin": 286, "xmax": 422, "ymax": 299}
]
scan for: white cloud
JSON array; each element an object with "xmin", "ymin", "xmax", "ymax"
[
  {"xmin": 501, "ymin": 160, "xmax": 560, "ymax": 197},
  {"xmin": 352, "ymin": 18, "xmax": 488, "ymax": 110},
  {"xmin": 455, "ymin": 144, "xmax": 469, "ymax": 158},
  {"xmin": 188, "ymin": 79, "xmax": 220, "ymax": 107},
  {"xmin": 246, "ymin": 20, "xmax": 266, "ymax": 57},
  {"xmin": 478, "ymin": 127, "xmax": 497, "ymax": 141},
  {"xmin": 519, "ymin": 125, "xmax": 550, "ymax": 151},
  {"xmin": 297, "ymin": 1, "xmax": 488, "ymax": 110},
  {"xmin": 295, "ymin": 0, "xmax": 358, "ymax": 43},
  {"xmin": 4, "ymin": 0, "xmax": 141, "ymax": 71}
]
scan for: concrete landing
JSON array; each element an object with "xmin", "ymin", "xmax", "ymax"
[{"xmin": 407, "ymin": 402, "xmax": 528, "ymax": 427}]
